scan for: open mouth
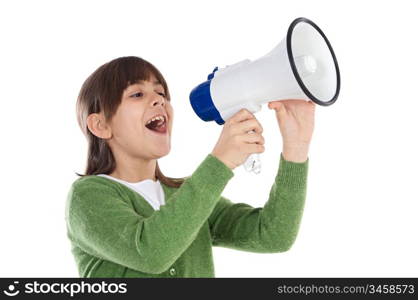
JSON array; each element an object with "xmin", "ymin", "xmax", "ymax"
[{"xmin": 145, "ymin": 114, "xmax": 167, "ymax": 134}]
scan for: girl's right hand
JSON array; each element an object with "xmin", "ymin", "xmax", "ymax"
[{"xmin": 211, "ymin": 109, "xmax": 265, "ymax": 170}]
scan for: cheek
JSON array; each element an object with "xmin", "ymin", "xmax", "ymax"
[
  {"xmin": 113, "ymin": 107, "xmax": 144, "ymax": 137},
  {"xmin": 167, "ymin": 103, "xmax": 174, "ymax": 123}
]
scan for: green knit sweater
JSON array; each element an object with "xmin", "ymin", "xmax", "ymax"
[{"xmin": 65, "ymin": 153, "xmax": 308, "ymax": 278}]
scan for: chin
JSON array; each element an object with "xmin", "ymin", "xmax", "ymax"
[{"xmin": 153, "ymin": 146, "xmax": 171, "ymax": 159}]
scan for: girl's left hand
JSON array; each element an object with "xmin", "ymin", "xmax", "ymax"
[{"xmin": 268, "ymin": 99, "xmax": 315, "ymax": 162}]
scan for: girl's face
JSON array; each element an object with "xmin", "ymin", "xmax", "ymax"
[{"xmin": 107, "ymin": 74, "xmax": 173, "ymax": 160}]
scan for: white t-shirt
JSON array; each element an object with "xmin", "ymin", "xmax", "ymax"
[{"xmin": 96, "ymin": 174, "xmax": 165, "ymax": 211}]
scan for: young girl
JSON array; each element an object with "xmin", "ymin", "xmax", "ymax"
[{"xmin": 65, "ymin": 56, "xmax": 315, "ymax": 278}]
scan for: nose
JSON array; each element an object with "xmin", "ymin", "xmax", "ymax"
[{"xmin": 151, "ymin": 95, "xmax": 165, "ymax": 107}]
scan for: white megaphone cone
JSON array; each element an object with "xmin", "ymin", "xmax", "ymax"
[{"xmin": 190, "ymin": 17, "xmax": 341, "ymax": 174}]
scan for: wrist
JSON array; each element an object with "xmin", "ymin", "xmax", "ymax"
[
  {"xmin": 210, "ymin": 152, "xmax": 235, "ymax": 170},
  {"xmin": 282, "ymin": 144, "xmax": 309, "ymax": 163}
]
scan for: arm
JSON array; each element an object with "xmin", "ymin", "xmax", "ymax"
[
  {"xmin": 208, "ymin": 153, "xmax": 308, "ymax": 253},
  {"xmin": 66, "ymin": 154, "xmax": 233, "ymax": 274}
]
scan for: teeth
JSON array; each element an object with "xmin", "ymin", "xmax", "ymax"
[{"xmin": 146, "ymin": 115, "xmax": 165, "ymax": 125}]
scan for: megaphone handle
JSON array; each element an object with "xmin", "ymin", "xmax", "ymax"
[
  {"xmin": 243, "ymin": 153, "xmax": 262, "ymax": 174},
  {"xmin": 242, "ymin": 129, "xmax": 262, "ymax": 174}
]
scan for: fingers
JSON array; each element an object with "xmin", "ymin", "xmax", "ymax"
[
  {"xmin": 242, "ymin": 132, "xmax": 265, "ymax": 145},
  {"xmin": 244, "ymin": 143, "xmax": 265, "ymax": 154},
  {"xmin": 234, "ymin": 118, "xmax": 263, "ymax": 134},
  {"xmin": 226, "ymin": 109, "xmax": 263, "ymax": 134},
  {"xmin": 228, "ymin": 109, "xmax": 255, "ymax": 124},
  {"xmin": 214, "ymin": 108, "xmax": 268, "ymax": 168},
  {"xmin": 268, "ymin": 101, "xmax": 285, "ymax": 111},
  {"xmin": 309, "ymin": 100, "xmax": 316, "ymax": 109},
  {"xmin": 268, "ymin": 101, "xmax": 282, "ymax": 109},
  {"xmin": 269, "ymin": 99, "xmax": 315, "ymax": 108}
]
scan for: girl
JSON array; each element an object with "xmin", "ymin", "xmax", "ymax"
[{"xmin": 65, "ymin": 56, "xmax": 315, "ymax": 278}]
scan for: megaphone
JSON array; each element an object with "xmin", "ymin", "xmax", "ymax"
[{"xmin": 190, "ymin": 17, "xmax": 340, "ymax": 173}]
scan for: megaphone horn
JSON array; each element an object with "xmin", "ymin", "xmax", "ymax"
[{"xmin": 190, "ymin": 17, "xmax": 341, "ymax": 125}]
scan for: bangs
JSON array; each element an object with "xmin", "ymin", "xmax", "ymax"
[{"xmin": 116, "ymin": 57, "xmax": 161, "ymax": 88}]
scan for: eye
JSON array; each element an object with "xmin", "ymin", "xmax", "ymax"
[
  {"xmin": 130, "ymin": 92, "xmax": 143, "ymax": 98},
  {"xmin": 158, "ymin": 92, "xmax": 166, "ymax": 97}
]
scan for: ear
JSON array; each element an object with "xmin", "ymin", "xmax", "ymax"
[{"xmin": 86, "ymin": 112, "xmax": 112, "ymax": 139}]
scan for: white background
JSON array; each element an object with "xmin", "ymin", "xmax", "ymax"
[{"xmin": 0, "ymin": 0, "xmax": 417, "ymax": 277}]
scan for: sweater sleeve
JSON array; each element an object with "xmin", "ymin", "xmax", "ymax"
[
  {"xmin": 66, "ymin": 154, "xmax": 234, "ymax": 274},
  {"xmin": 208, "ymin": 153, "xmax": 308, "ymax": 253}
]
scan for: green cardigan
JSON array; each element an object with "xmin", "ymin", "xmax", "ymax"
[{"xmin": 65, "ymin": 153, "xmax": 308, "ymax": 278}]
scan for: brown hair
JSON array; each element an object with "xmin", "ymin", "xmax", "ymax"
[{"xmin": 75, "ymin": 56, "xmax": 184, "ymax": 188}]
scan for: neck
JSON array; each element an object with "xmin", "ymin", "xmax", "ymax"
[{"xmin": 109, "ymin": 153, "xmax": 157, "ymax": 183}]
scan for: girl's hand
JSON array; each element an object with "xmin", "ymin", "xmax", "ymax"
[
  {"xmin": 268, "ymin": 99, "xmax": 315, "ymax": 163},
  {"xmin": 211, "ymin": 109, "xmax": 265, "ymax": 170}
]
